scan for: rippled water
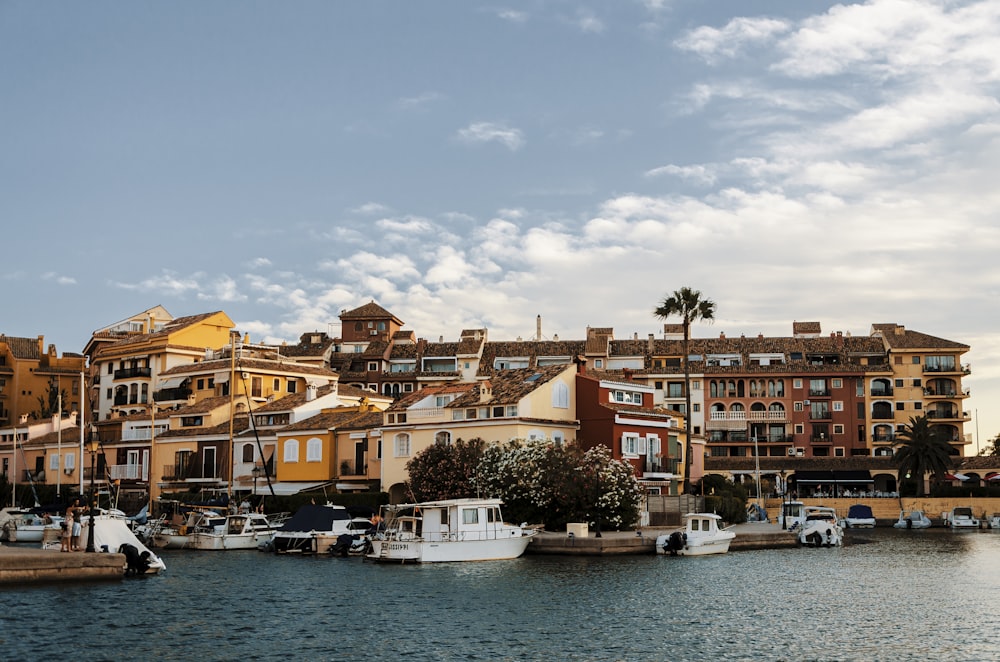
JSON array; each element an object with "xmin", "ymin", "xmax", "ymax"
[{"xmin": 3, "ymin": 528, "xmax": 1000, "ymax": 661}]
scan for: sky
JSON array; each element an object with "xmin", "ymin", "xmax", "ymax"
[{"xmin": 2, "ymin": 1, "xmax": 998, "ymax": 444}]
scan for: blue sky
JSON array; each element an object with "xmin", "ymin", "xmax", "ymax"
[{"xmin": 3, "ymin": 1, "xmax": 999, "ymax": 443}]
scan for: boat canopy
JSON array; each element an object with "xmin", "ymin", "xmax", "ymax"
[
  {"xmin": 847, "ymin": 504, "xmax": 874, "ymax": 519},
  {"xmin": 278, "ymin": 504, "xmax": 351, "ymax": 532}
]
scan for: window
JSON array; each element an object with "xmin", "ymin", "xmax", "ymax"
[
  {"xmin": 833, "ymin": 424, "xmax": 844, "ymax": 434},
  {"xmin": 912, "ymin": 379, "xmax": 921, "ymax": 387},
  {"xmin": 894, "ymin": 356, "xmax": 903, "ymax": 364},
  {"xmin": 794, "ymin": 424, "xmax": 804, "ymax": 434},
  {"xmin": 49, "ymin": 454, "xmax": 59, "ymax": 471},
  {"xmin": 306, "ymin": 438, "xmax": 322, "ymax": 462},
  {"xmin": 552, "ymin": 382, "xmax": 569, "ymax": 409},
  {"xmin": 896, "ymin": 402, "xmax": 905, "ymax": 411},
  {"xmin": 691, "ymin": 380, "xmax": 701, "ymax": 390},
  {"xmin": 833, "ymin": 401, "xmax": 843, "ymax": 412},
  {"xmin": 894, "ymin": 379, "xmax": 903, "ymax": 387},
  {"xmin": 284, "ymin": 439, "xmax": 300, "ymax": 463},
  {"xmin": 435, "ymin": 431, "xmax": 452, "ymax": 446},
  {"xmin": 594, "ymin": 359, "xmax": 603, "ymax": 368},
  {"xmin": 692, "ymin": 403, "xmax": 700, "ymax": 412},
  {"xmin": 794, "ymin": 402, "xmax": 804, "ymax": 412},
  {"xmin": 465, "ymin": 409, "xmax": 478, "ymax": 419},
  {"xmin": 914, "ymin": 402, "xmax": 922, "ymax": 410},
  {"xmin": 368, "ymin": 362, "xmax": 379, "ymax": 371},
  {"xmin": 667, "ymin": 382, "xmax": 684, "ymax": 398},
  {"xmin": 242, "ymin": 443, "xmax": 255, "ymax": 462},
  {"xmin": 506, "ymin": 405, "xmax": 518, "ymax": 417},
  {"xmin": 462, "ymin": 508, "xmax": 479, "ymax": 525},
  {"xmin": 287, "ymin": 380, "xmax": 297, "ymax": 393},
  {"xmin": 622, "ymin": 433, "xmax": 645, "ymax": 457},
  {"xmin": 394, "ymin": 434, "xmax": 411, "ymax": 457},
  {"xmin": 912, "ymin": 356, "xmax": 920, "ymax": 364},
  {"xmin": 832, "ymin": 379, "xmax": 842, "ymax": 389},
  {"xmin": 273, "ymin": 378, "xmax": 281, "ymax": 391},
  {"xmin": 834, "ymin": 447, "xmax": 846, "ymax": 457},
  {"xmin": 65, "ymin": 453, "xmax": 75, "ymax": 470},
  {"xmin": 793, "ymin": 379, "xmax": 802, "ymax": 389},
  {"xmin": 552, "ymin": 431, "xmax": 565, "ymax": 446},
  {"xmin": 435, "ymin": 395, "xmax": 453, "ymax": 407},
  {"xmin": 251, "ymin": 376, "xmax": 262, "ymax": 398}
]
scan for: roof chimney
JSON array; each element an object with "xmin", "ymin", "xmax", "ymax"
[
  {"xmin": 536, "ymin": 315, "xmax": 542, "ymax": 342},
  {"xmin": 306, "ymin": 384, "xmax": 317, "ymax": 401}
]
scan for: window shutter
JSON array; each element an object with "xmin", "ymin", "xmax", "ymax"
[{"xmin": 638, "ymin": 436, "xmax": 648, "ymax": 455}]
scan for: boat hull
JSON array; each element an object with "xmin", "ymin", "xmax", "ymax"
[
  {"xmin": 367, "ymin": 533, "xmax": 534, "ymax": 563},
  {"xmin": 190, "ymin": 531, "xmax": 276, "ymax": 550}
]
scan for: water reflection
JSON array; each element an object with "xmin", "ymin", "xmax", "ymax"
[{"xmin": 1, "ymin": 529, "xmax": 999, "ymax": 661}]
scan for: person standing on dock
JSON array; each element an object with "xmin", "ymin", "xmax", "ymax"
[
  {"xmin": 69, "ymin": 499, "xmax": 82, "ymax": 551},
  {"xmin": 61, "ymin": 500, "xmax": 78, "ymax": 552}
]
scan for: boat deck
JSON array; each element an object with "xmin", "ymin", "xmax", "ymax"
[{"xmin": 527, "ymin": 522, "xmax": 797, "ymax": 556}]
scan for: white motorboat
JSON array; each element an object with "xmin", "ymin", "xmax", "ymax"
[
  {"xmin": 946, "ymin": 507, "xmax": 980, "ymax": 529},
  {"xmin": 44, "ymin": 515, "xmax": 166, "ymax": 575},
  {"xmin": 778, "ymin": 500, "xmax": 807, "ymax": 531},
  {"xmin": 0, "ymin": 508, "xmax": 62, "ymax": 543},
  {"xmin": 272, "ymin": 503, "xmax": 357, "ymax": 554},
  {"xmin": 319, "ymin": 517, "xmax": 377, "ymax": 556},
  {"xmin": 843, "ymin": 504, "xmax": 876, "ymax": 528},
  {"xmin": 893, "ymin": 510, "xmax": 932, "ymax": 529},
  {"xmin": 367, "ymin": 498, "xmax": 537, "ymax": 563},
  {"xmin": 656, "ymin": 513, "xmax": 735, "ymax": 556},
  {"xmin": 798, "ymin": 506, "xmax": 844, "ymax": 547},
  {"xmin": 147, "ymin": 509, "xmax": 226, "ymax": 549},
  {"xmin": 189, "ymin": 512, "xmax": 287, "ymax": 551},
  {"xmin": 988, "ymin": 513, "xmax": 1000, "ymax": 530}
]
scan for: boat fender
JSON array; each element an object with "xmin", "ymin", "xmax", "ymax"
[{"xmin": 179, "ymin": 525, "xmax": 187, "ymax": 536}]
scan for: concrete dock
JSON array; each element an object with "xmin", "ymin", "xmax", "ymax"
[
  {"xmin": 526, "ymin": 521, "xmax": 797, "ymax": 556},
  {"xmin": 0, "ymin": 544, "xmax": 125, "ymax": 585}
]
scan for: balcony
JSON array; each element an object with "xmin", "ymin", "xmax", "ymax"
[
  {"xmin": 109, "ymin": 463, "xmax": 148, "ymax": 481},
  {"xmin": 923, "ymin": 363, "xmax": 959, "ymax": 374},
  {"xmin": 746, "ymin": 410, "xmax": 789, "ymax": 422},
  {"xmin": 872, "ymin": 434, "xmax": 896, "ymax": 443},
  {"xmin": 808, "ymin": 411, "xmax": 832, "ymax": 420},
  {"xmin": 161, "ymin": 464, "xmax": 223, "ymax": 481},
  {"xmin": 808, "ymin": 389, "xmax": 830, "ymax": 397},
  {"xmin": 870, "ymin": 387, "xmax": 893, "ymax": 397},
  {"xmin": 114, "ymin": 367, "xmax": 152, "ymax": 379},
  {"xmin": 810, "ymin": 435, "xmax": 832, "ymax": 444},
  {"xmin": 153, "ymin": 388, "xmax": 192, "ymax": 402},
  {"xmin": 338, "ymin": 460, "xmax": 367, "ymax": 477}
]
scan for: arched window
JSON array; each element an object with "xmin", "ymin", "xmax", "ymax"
[
  {"xmin": 306, "ymin": 438, "xmax": 322, "ymax": 462},
  {"xmin": 730, "ymin": 403, "xmax": 745, "ymax": 413},
  {"xmin": 727, "ymin": 381, "xmax": 737, "ymax": 397},
  {"xmin": 552, "ymin": 382, "xmax": 569, "ymax": 409},
  {"xmin": 750, "ymin": 402, "xmax": 766, "ymax": 412},
  {"xmin": 283, "ymin": 439, "xmax": 299, "ymax": 463},
  {"xmin": 242, "ymin": 443, "xmax": 255, "ymax": 463},
  {"xmin": 775, "ymin": 379, "xmax": 785, "ymax": 397},
  {"xmin": 768, "ymin": 403, "xmax": 785, "ymax": 413},
  {"xmin": 394, "ymin": 433, "xmax": 411, "ymax": 457},
  {"xmin": 435, "ymin": 431, "xmax": 452, "ymax": 446}
]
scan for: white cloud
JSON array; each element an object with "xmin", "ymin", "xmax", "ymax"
[
  {"xmin": 574, "ymin": 10, "xmax": 605, "ymax": 34},
  {"xmin": 645, "ymin": 163, "xmax": 717, "ymax": 186},
  {"xmin": 676, "ymin": 16, "xmax": 789, "ymax": 61},
  {"xmin": 496, "ymin": 9, "xmax": 528, "ymax": 23},
  {"xmin": 112, "ymin": 270, "xmax": 203, "ymax": 296},
  {"xmin": 41, "ymin": 272, "xmax": 76, "ymax": 286},
  {"xmin": 396, "ymin": 92, "xmax": 443, "ymax": 110},
  {"xmin": 246, "ymin": 257, "xmax": 272, "ymax": 269},
  {"xmin": 456, "ymin": 122, "xmax": 525, "ymax": 151},
  {"xmin": 351, "ymin": 202, "xmax": 391, "ymax": 215}
]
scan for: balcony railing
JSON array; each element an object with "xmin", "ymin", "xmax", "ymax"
[
  {"xmin": 808, "ymin": 389, "xmax": 830, "ymax": 397},
  {"xmin": 153, "ymin": 388, "xmax": 192, "ymax": 402},
  {"xmin": 870, "ymin": 387, "xmax": 893, "ymax": 397},
  {"xmin": 114, "ymin": 367, "xmax": 152, "ymax": 379},
  {"xmin": 810, "ymin": 435, "xmax": 832, "ymax": 443},
  {"xmin": 161, "ymin": 464, "xmax": 223, "ymax": 481},
  {"xmin": 872, "ymin": 411, "xmax": 894, "ymax": 420},
  {"xmin": 109, "ymin": 463, "xmax": 148, "ymax": 481},
  {"xmin": 808, "ymin": 411, "xmax": 832, "ymax": 420},
  {"xmin": 339, "ymin": 461, "xmax": 367, "ymax": 476}
]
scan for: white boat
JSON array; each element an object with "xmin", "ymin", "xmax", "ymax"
[
  {"xmin": 189, "ymin": 512, "xmax": 287, "ymax": 551},
  {"xmin": 44, "ymin": 515, "xmax": 166, "ymax": 575},
  {"xmin": 798, "ymin": 506, "xmax": 844, "ymax": 547},
  {"xmin": 272, "ymin": 503, "xmax": 357, "ymax": 554},
  {"xmin": 946, "ymin": 507, "xmax": 980, "ymax": 529},
  {"xmin": 148, "ymin": 509, "xmax": 226, "ymax": 549},
  {"xmin": 778, "ymin": 500, "xmax": 807, "ymax": 531},
  {"xmin": 988, "ymin": 513, "xmax": 1000, "ymax": 530},
  {"xmin": 656, "ymin": 513, "xmax": 736, "ymax": 556},
  {"xmin": 893, "ymin": 510, "xmax": 932, "ymax": 529},
  {"xmin": 319, "ymin": 517, "xmax": 377, "ymax": 556},
  {"xmin": 0, "ymin": 508, "xmax": 63, "ymax": 543},
  {"xmin": 367, "ymin": 498, "xmax": 537, "ymax": 563},
  {"xmin": 843, "ymin": 504, "xmax": 876, "ymax": 528}
]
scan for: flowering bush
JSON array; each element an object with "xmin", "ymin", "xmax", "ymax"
[{"xmin": 405, "ymin": 438, "xmax": 486, "ymax": 502}]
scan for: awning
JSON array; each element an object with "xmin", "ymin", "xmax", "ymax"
[
  {"xmin": 257, "ymin": 481, "xmax": 335, "ymax": 496},
  {"xmin": 988, "ymin": 474, "xmax": 1000, "ymax": 482},
  {"xmin": 945, "ymin": 473, "xmax": 970, "ymax": 481},
  {"xmin": 157, "ymin": 376, "xmax": 189, "ymax": 390},
  {"xmin": 214, "ymin": 371, "xmax": 230, "ymax": 384},
  {"xmin": 793, "ymin": 470, "xmax": 873, "ymax": 484}
]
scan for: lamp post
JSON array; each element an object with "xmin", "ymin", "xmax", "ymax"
[
  {"xmin": 252, "ymin": 465, "xmax": 262, "ymax": 499},
  {"xmin": 85, "ymin": 427, "xmax": 99, "ymax": 553}
]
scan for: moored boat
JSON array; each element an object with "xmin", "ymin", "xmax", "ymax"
[
  {"xmin": 0, "ymin": 508, "xmax": 63, "ymax": 543},
  {"xmin": 798, "ymin": 506, "xmax": 844, "ymax": 547},
  {"xmin": 43, "ymin": 514, "xmax": 166, "ymax": 575},
  {"xmin": 189, "ymin": 512, "xmax": 288, "ymax": 551},
  {"xmin": 366, "ymin": 498, "xmax": 536, "ymax": 563},
  {"xmin": 893, "ymin": 510, "xmax": 932, "ymax": 529},
  {"xmin": 272, "ymin": 503, "xmax": 356, "ymax": 554},
  {"xmin": 946, "ymin": 507, "xmax": 980, "ymax": 529},
  {"xmin": 843, "ymin": 504, "xmax": 876, "ymax": 528},
  {"xmin": 778, "ymin": 500, "xmax": 807, "ymax": 531},
  {"xmin": 656, "ymin": 513, "xmax": 735, "ymax": 556}
]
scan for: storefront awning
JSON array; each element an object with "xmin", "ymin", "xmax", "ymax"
[{"xmin": 793, "ymin": 470, "xmax": 873, "ymax": 484}]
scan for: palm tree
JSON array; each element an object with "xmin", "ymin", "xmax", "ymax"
[
  {"xmin": 654, "ymin": 287, "xmax": 716, "ymax": 493},
  {"xmin": 893, "ymin": 415, "xmax": 954, "ymax": 496}
]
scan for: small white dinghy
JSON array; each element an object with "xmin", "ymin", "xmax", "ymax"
[{"xmin": 656, "ymin": 513, "xmax": 736, "ymax": 556}]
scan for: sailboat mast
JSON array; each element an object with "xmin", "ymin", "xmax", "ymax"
[{"xmin": 228, "ymin": 330, "xmax": 236, "ymax": 505}]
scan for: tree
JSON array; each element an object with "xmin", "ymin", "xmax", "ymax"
[
  {"xmin": 893, "ymin": 415, "xmax": 954, "ymax": 496},
  {"xmin": 404, "ymin": 438, "xmax": 486, "ymax": 502},
  {"xmin": 33, "ymin": 377, "xmax": 69, "ymax": 420},
  {"xmin": 978, "ymin": 435, "xmax": 1000, "ymax": 457},
  {"xmin": 654, "ymin": 287, "xmax": 716, "ymax": 493}
]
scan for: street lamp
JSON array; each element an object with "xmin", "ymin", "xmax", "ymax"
[
  {"xmin": 85, "ymin": 427, "xmax": 99, "ymax": 553},
  {"xmin": 252, "ymin": 465, "xmax": 263, "ymax": 499}
]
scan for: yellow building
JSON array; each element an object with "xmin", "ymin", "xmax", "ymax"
[
  {"xmin": 90, "ymin": 311, "xmax": 235, "ymax": 421},
  {"xmin": 0, "ymin": 334, "xmax": 86, "ymax": 428},
  {"xmin": 379, "ymin": 364, "xmax": 580, "ymax": 502}
]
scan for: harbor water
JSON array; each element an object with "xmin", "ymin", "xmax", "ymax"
[{"xmin": 3, "ymin": 528, "xmax": 1000, "ymax": 661}]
